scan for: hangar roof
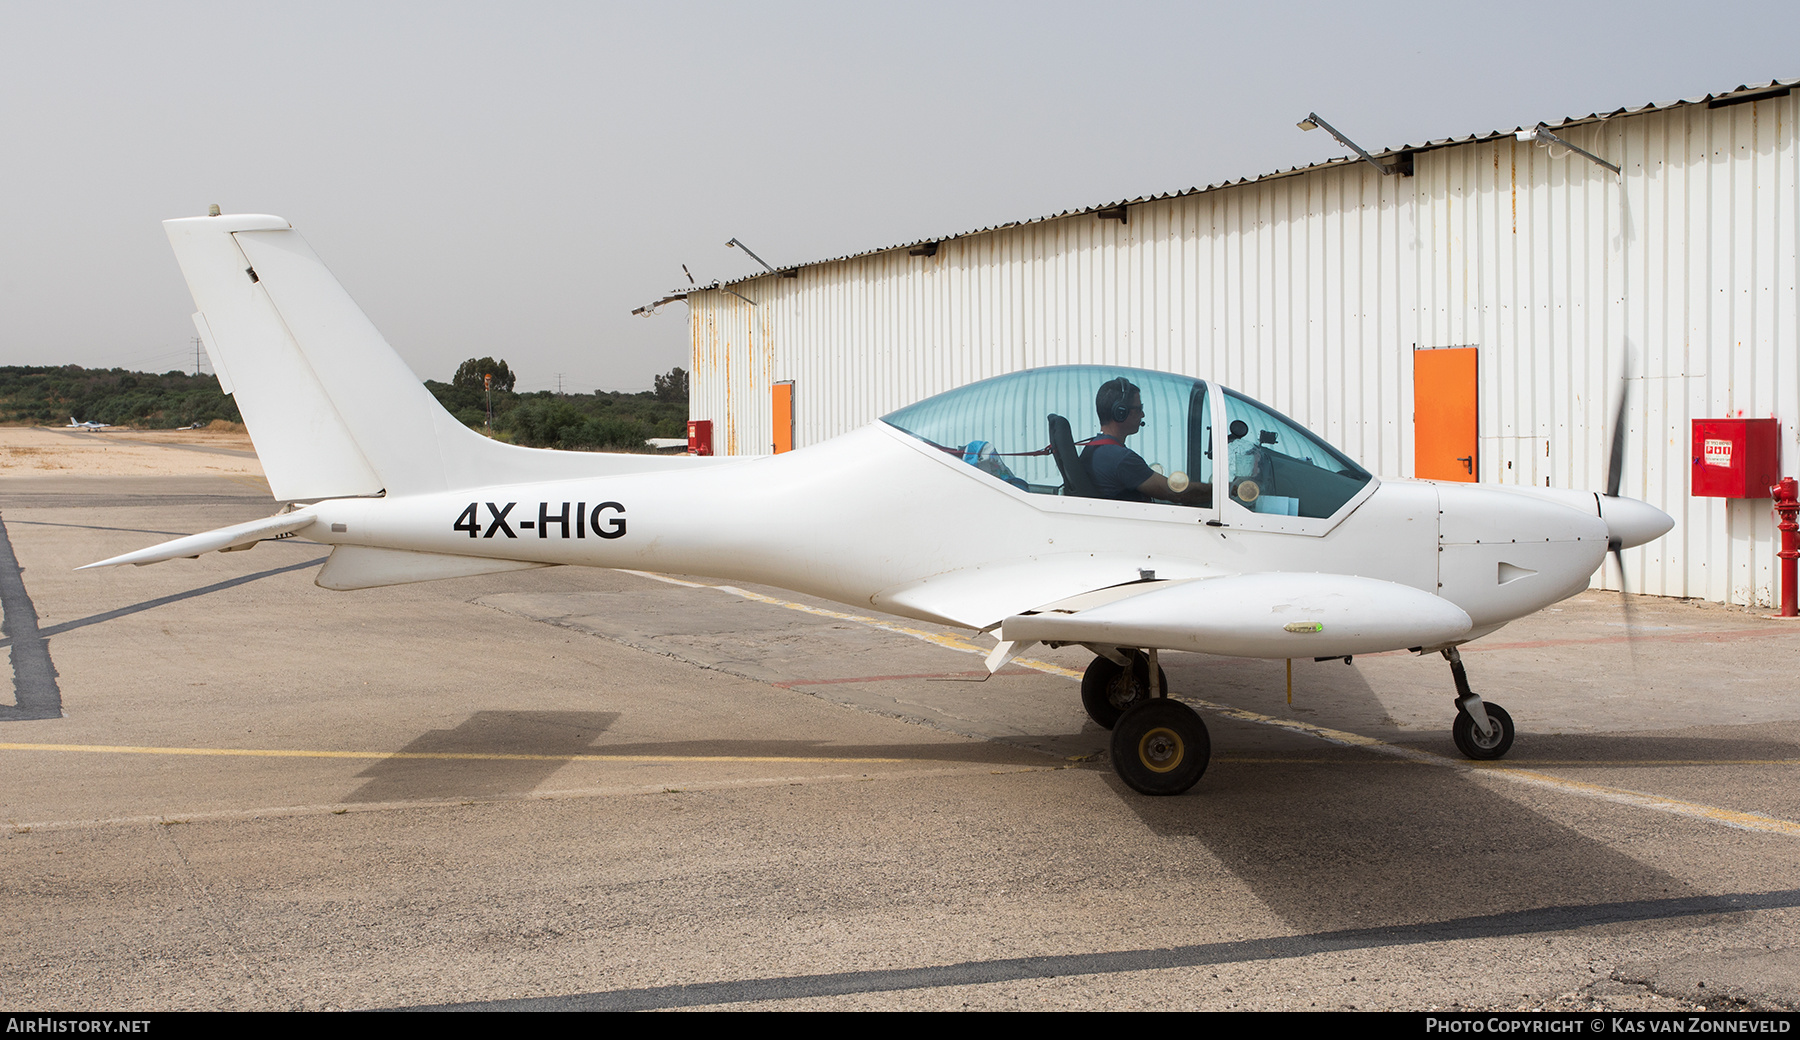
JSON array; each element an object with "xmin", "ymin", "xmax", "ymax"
[{"xmin": 636, "ymin": 76, "xmax": 1797, "ymax": 313}]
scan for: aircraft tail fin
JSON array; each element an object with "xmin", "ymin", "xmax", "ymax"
[{"xmin": 166, "ymin": 214, "xmax": 701, "ymax": 502}]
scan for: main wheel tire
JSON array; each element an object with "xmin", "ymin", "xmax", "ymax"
[
  {"xmin": 1080, "ymin": 652, "xmax": 1170, "ymax": 730},
  {"xmin": 1110, "ymin": 699, "xmax": 1210, "ymax": 796},
  {"xmin": 1452, "ymin": 701, "xmax": 1515, "ymax": 760}
]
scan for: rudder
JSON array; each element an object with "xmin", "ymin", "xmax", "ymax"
[{"xmin": 168, "ymin": 213, "xmax": 716, "ymax": 502}]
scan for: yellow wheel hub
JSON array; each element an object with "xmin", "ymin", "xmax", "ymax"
[{"xmin": 1137, "ymin": 727, "xmax": 1185, "ymax": 773}]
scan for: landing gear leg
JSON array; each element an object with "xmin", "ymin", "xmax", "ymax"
[
  {"xmin": 1443, "ymin": 647, "xmax": 1514, "ymax": 760},
  {"xmin": 1080, "ymin": 648, "xmax": 1168, "ymax": 730}
]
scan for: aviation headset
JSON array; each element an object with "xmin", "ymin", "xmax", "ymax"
[{"xmin": 1097, "ymin": 377, "xmax": 1141, "ymax": 424}]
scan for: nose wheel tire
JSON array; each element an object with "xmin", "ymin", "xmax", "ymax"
[
  {"xmin": 1081, "ymin": 652, "xmax": 1170, "ymax": 730},
  {"xmin": 1110, "ymin": 699, "xmax": 1210, "ymax": 795},
  {"xmin": 1452, "ymin": 702, "xmax": 1515, "ymax": 760}
]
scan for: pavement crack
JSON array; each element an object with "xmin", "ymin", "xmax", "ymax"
[{"xmin": 153, "ymin": 824, "xmax": 279, "ymax": 1007}]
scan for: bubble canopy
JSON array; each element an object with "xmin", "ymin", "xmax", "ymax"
[{"xmin": 880, "ymin": 366, "xmax": 1371, "ymax": 520}]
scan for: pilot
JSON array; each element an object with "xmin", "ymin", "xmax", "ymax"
[
  {"xmin": 1081, "ymin": 378, "xmax": 1209, "ymax": 505},
  {"xmin": 1227, "ymin": 419, "xmax": 1256, "ymax": 483}
]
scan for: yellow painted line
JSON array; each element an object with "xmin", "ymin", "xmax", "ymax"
[
  {"xmin": 1188, "ymin": 699, "xmax": 1402, "ymax": 752},
  {"xmin": 621, "ymin": 570, "xmax": 709, "ymax": 589},
  {"xmin": 720, "ymin": 584, "xmax": 994, "ymax": 656},
  {"xmin": 1185, "ymin": 703, "xmax": 1800, "ymax": 837},
  {"xmin": 1491, "ymin": 759, "xmax": 1800, "ymax": 768},
  {"xmin": 9, "ymin": 739, "xmax": 1791, "ymax": 772},
  {"xmin": 223, "ymin": 474, "xmax": 271, "ymax": 493},
  {"xmin": 6, "ymin": 763, "xmax": 1076, "ymax": 833},
  {"xmin": 0, "ymin": 742, "xmax": 913, "ymax": 765},
  {"xmin": 1163, "ymin": 755, "xmax": 1800, "ymax": 768},
  {"xmin": 1488, "ymin": 767, "xmax": 1800, "ymax": 837},
  {"xmin": 625, "ymin": 570, "xmax": 1800, "ymax": 840}
]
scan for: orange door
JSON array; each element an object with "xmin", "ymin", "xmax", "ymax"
[
  {"xmin": 771, "ymin": 381, "xmax": 794, "ymax": 454},
  {"xmin": 1414, "ymin": 347, "xmax": 1478, "ymax": 481}
]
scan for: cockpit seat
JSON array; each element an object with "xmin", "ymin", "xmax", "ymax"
[{"xmin": 1048, "ymin": 414, "xmax": 1099, "ymax": 498}]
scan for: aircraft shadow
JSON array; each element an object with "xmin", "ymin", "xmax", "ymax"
[
  {"xmin": 1483, "ymin": 732, "xmax": 1800, "ymax": 764},
  {"xmin": 558, "ymin": 737, "xmax": 1051, "ymax": 766},
  {"xmin": 343, "ymin": 710, "xmax": 622, "ymax": 803},
  {"xmin": 342, "ymin": 712, "xmax": 1057, "ymax": 804},
  {"xmin": 5, "ymin": 519, "xmax": 194, "ymax": 538},
  {"xmin": 0, "ymin": 556, "xmax": 329, "ymax": 650},
  {"xmin": 1116, "ymin": 660, "xmax": 1706, "ymax": 937}
]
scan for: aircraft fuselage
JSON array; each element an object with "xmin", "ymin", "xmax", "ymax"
[{"xmin": 304, "ymin": 422, "xmax": 1612, "ymax": 648}]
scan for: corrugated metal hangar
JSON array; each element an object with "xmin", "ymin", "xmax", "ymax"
[{"xmin": 655, "ymin": 77, "xmax": 1798, "ymax": 608}]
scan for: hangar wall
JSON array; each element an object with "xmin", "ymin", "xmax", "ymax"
[{"xmin": 685, "ymin": 87, "xmax": 1798, "ymax": 607}]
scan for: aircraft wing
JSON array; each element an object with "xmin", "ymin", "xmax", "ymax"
[
  {"xmin": 871, "ymin": 552, "xmax": 1228, "ymax": 630},
  {"xmin": 995, "ymin": 572, "xmax": 1472, "ymax": 663}
]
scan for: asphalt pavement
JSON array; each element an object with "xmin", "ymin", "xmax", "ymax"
[{"xmin": 3, "ymin": 473, "xmax": 1799, "ymax": 1011}]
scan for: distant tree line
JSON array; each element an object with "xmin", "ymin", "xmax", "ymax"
[
  {"xmin": 0, "ymin": 366, "xmax": 241, "ymax": 428},
  {"xmin": 0, "ymin": 360, "xmax": 690, "ymax": 453},
  {"xmin": 425, "ymin": 359, "xmax": 688, "ymax": 451}
]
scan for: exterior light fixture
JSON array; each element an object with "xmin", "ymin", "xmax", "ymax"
[
  {"xmin": 725, "ymin": 237, "xmax": 777, "ymax": 275},
  {"xmin": 1515, "ymin": 124, "xmax": 1621, "ymax": 176},
  {"xmin": 1297, "ymin": 112, "xmax": 1399, "ymax": 176}
]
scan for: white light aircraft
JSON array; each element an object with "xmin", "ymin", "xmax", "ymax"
[
  {"xmin": 84, "ymin": 213, "xmax": 1674, "ymax": 795},
  {"xmin": 66, "ymin": 417, "xmax": 111, "ymax": 430}
]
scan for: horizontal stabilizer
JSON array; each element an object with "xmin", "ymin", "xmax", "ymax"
[
  {"xmin": 315, "ymin": 545, "xmax": 551, "ymax": 591},
  {"xmin": 1000, "ymin": 572, "xmax": 1472, "ymax": 659},
  {"xmin": 78, "ymin": 512, "xmax": 318, "ymax": 569}
]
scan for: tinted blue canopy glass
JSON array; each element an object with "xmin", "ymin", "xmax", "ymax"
[{"xmin": 881, "ymin": 366, "xmax": 1211, "ymax": 503}]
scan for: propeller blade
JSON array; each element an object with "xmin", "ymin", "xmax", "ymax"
[
  {"xmin": 1606, "ymin": 353, "xmax": 1632, "ymax": 499},
  {"xmin": 1614, "ymin": 544, "xmax": 1639, "ymax": 666},
  {"xmin": 1607, "ymin": 346, "xmax": 1637, "ymax": 664}
]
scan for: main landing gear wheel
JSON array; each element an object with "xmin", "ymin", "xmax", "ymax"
[
  {"xmin": 1452, "ymin": 702, "xmax": 1515, "ymax": 760},
  {"xmin": 1110, "ymin": 699, "xmax": 1210, "ymax": 796},
  {"xmin": 1080, "ymin": 651, "xmax": 1169, "ymax": 730}
]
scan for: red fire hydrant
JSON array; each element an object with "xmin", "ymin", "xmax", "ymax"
[{"xmin": 1775, "ymin": 477, "xmax": 1799, "ymax": 617}]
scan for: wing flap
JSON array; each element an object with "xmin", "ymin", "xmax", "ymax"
[
  {"xmin": 872, "ymin": 553, "xmax": 1225, "ymax": 629},
  {"xmin": 1000, "ymin": 572, "xmax": 1472, "ymax": 659}
]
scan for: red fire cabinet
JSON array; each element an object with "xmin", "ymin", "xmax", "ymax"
[
  {"xmin": 1691, "ymin": 418, "xmax": 1779, "ymax": 498},
  {"xmin": 687, "ymin": 419, "xmax": 714, "ymax": 457}
]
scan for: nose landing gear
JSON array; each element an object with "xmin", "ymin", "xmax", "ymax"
[{"xmin": 1442, "ymin": 646, "xmax": 1515, "ymax": 760}]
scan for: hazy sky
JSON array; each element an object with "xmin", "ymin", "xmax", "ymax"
[{"xmin": 2, "ymin": 1, "xmax": 1795, "ymax": 393}]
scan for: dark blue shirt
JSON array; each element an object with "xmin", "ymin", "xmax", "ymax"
[{"xmin": 1081, "ymin": 440, "xmax": 1154, "ymax": 501}]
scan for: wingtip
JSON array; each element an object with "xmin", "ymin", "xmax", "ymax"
[{"xmin": 74, "ymin": 513, "xmax": 318, "ymax": 572}]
